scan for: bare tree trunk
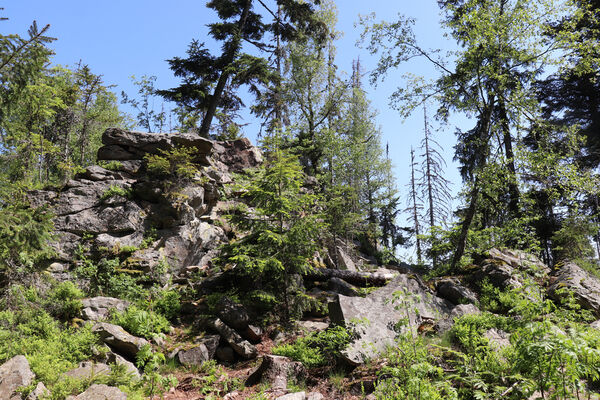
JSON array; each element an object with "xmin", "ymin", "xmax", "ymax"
[{"xmin": 409, "ymin": 148, "xmax": 422, "ymax": 264}]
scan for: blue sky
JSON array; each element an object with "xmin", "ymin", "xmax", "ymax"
[{"xmin": 3, "ymin": 1, "xmax": 466, "ymax": 258}]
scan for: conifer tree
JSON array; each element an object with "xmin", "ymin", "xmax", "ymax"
[
  {"xmin": 218, "ymin": 132, "xmax": 322, "ymax": 322},
  {"xmin": 159, "ymin": 0, "xmax": 322, "ymax": 137}
]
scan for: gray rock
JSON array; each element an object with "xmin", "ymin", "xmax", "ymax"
[
  {"xmin": 471, "ymin": 248, "xmax": 549, "ymax": 290},
  {"xmin": 26, "ymin": 382, "xmax": 49, "ymax": 400},
  {"xmin": 485, "ymin": 328, "xmax": 511, "ymax": 349},
  {"xmin": 548, "ymin": 262, "xmax": 600, "ymax": 317},
  {"xmin": 66, "ymin": 384, "xmax": 127, "ymax": 400},
  {"xmin": 64, "ymin": 362, "xmax": 111, "ymax": 379},
  {"xmin": 436, "ymin": 278, "xmax": 478, "ymax": 305},
  {"xmin": 81, "ymin": 297, "xmax": 130, "ymax": 321},
  {"xmin": 276, "ymin": 392, "xmax": 306, "ymax": 400},
  {"xmin": 328, "ymin": 277, "xmax": 359, "ymax": 296},
  {"xmin": 98, "ymin": 128, "xmax": 213, "ymax": 161},
  {"xmin": 246, "ymin": 355, "xmax": 305, "ymax": 391},
  {"xmin": 329, "ymin": 274, "xmax": 451, "ymax": 365},
  {"xmin": 215, "ymin": 296, "xmax": 250, "ymax": 331},
  {"xmin": 297, "ymin": 320, "xmax": 329, "ymax": 333},
  {"xmin": 110, "ymin": 354, "xmax": 141, "ymax": 380},
  {"xmin": 175, "ymin": 337, "xmax": 219, "ymax": 366},
  {"xmin": 92, "ymin": 322, "xmax": 149, "ymax": 360},
  {"xmin": 306, "ymin": 393, "xmax": 324, "ymax": 400},
  {"xmin": 212, "ymin": 138, "xmax": 263, "ymax": 173},
  {"xmin": 244, "ymin": 325, "xmax": 263, "ymax": 343},
  {"xmin": 335, "ymin": 245, "xmax": 357, "ymax": 271},
  {"xmin": 435, "ymin": 304, "xmax": 481, "ymax": 333},
  {"xmin": 211, "ymin": 319, "xmax": 257, "ymax": 359},
  {"xmin": 177, "ymin": 345, "xmax": 211, "ymax": 366},
  {"xmin": 0, "ymin": 356, "xmax": 35, "ymax": 400},
  {"xmin": 215, "ymin": 346, "xmax": 236, "ymax": 363},
  {"xmin": 591, "ymin": 320, "xmax": 600, "ymax": 330}
]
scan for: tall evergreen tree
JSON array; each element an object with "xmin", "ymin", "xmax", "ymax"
[{"xmin": 159, "ymin": 0, "xmax": 322, "ymax": 138}]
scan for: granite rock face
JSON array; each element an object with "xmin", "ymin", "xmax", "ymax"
[
  {"xmin": 0, "ymin": 356, "xmax": 35, "ymax": 400},
  {"xmin": 469, "ymin": 248, "xmax": 550, "ymax": 289},
  {"xmin": 548, "ymin": 262, "xmax": 600, "ymax": 317},
  {"xmin": 28, "ymin": 128, "xmax": 262, "ymax": 282},
  {"xmin": 329, "ymin": 274, "xmax": 452, "ymax": 365}
]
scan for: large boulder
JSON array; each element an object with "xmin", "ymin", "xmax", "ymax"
[
  {"xmin": 174, "ymin": 335, "xmax": 221, "ymax": 366},
  {"xmin": 548, "ymin": 262, "xmax": 600, "ymax": 317},
  {"xmin": 92, "ymin": 322, "xmax": 149, "ymax": 360},
  {"xmin": 0, "ymin": 355, "xmax": 35, "ymax": 400},
  {"xmin": 328, "ymin": 274, "xmax": 452, "ymax": 365},
  {"xmin": 66, "ymin": 384, "xmax": 127, "ymax": 400},
  {"xmin": 81, "ymin": 297, "xmax": 130, "ymax": 321},
  {"xmin": 435, "ymin": 278, "xmax": 478, "ymax": 305},
  {"xmin": 246, "ymin": 355, "xmax": 305, "ymax": 392}
]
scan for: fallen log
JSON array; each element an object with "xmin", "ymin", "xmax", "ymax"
[{"xmin": 303, "ymin": 268, "xmax": 396, "ymax": 287}]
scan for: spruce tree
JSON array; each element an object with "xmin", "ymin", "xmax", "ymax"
[
  {"xmin": 159, "ymin": 0, "xmax": 322, "ymax": 137},
  {"xmin": 218, "ymin": 132, "xmax": 322, "ymax": 322}
]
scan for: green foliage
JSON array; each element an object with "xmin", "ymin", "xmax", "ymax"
[
  {"xmin": 136, "ymin": 344, "xmax": 177, "ymax": 397},
  {"xmin": 100, "ymin": 160, "xmax": 124, "ymax": 171},
  {"xmin": 100, "ymin": 185, "xmax": 132, "ymax": 201},
  {"xmin": 111, "ymin": 305, "xmax": 170, "ymax": 340},
  {"xmin": 0, "ymin": 201, "xmax": 54, "ymax": 283},
  {"xmin": 189, "ymin": 359, "xmax": 243, "ymax": 398},
  {"xmin": 218, "ymin": 135, "xmax": 323, "ymax": 322},
  {"xmin": 0, "ymin": 291, "xmax": 97, "ymax": 387},
  {"xmin": 144, "ymin": 146, "xmax": 198, "ymax": 179},
  {"xmin": 150, "ymin": 289, "xmax": 181, "ymax": 321},
  {"xmin": 46, "ymin": 281, "xmax": 84, "ymax": 320},
  {"xmin": 272, "ymin": 326, "xmax": 353, "ymax": 368},
  {"xmin": 375, "ymin": 334, "xmax": 458, "ymax": 400}
]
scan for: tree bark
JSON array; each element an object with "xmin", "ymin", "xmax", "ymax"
[{"xmin": 303, "ymin": 268, "xmax": 396, "ymax": 287}]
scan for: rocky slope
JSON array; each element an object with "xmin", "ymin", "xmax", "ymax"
[{"xmin": 5, "ymin": 129, "xmax": 600, "ymax": 399}]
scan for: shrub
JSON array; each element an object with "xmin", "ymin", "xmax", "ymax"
[
  {"xmin": 100, "ymin": 185, "xmax": 131, "ymax": 200},
  {"xmin": 47, "ymin": 281, "xmax": 84, "ymax": 320},
  {"xmin": 272, "ymin": 326, "xmax": 353, "ymax": 368},
  {"xmin": 144, "ymin": 146, "xmax": 198, "ymax": 179},
  {"xmin": 111, "ymin": 306, "xmax": 170, "ymax": 339},
  {"xmin": 151, "ymin": 289, "xmax": 181, "ymax": 321}
]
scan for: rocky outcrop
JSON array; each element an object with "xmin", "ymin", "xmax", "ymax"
[
  {"xmin": 0, "ymin": 356, "xmax": 35, "ymax": 400},
  {"xmin": 469, "ymin": 248, "xmax": 550, "ymax": 289},
  {"xmin": 329, "ymin": 274, "xmax": 452, "ymax": 365},
  {"xmin": 28, "ymin": 128, "xmax": 262, "ymax": 281},
  {"xmin": 548, "ymin": 262, "xmax": 600, "ymax": 317}
]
